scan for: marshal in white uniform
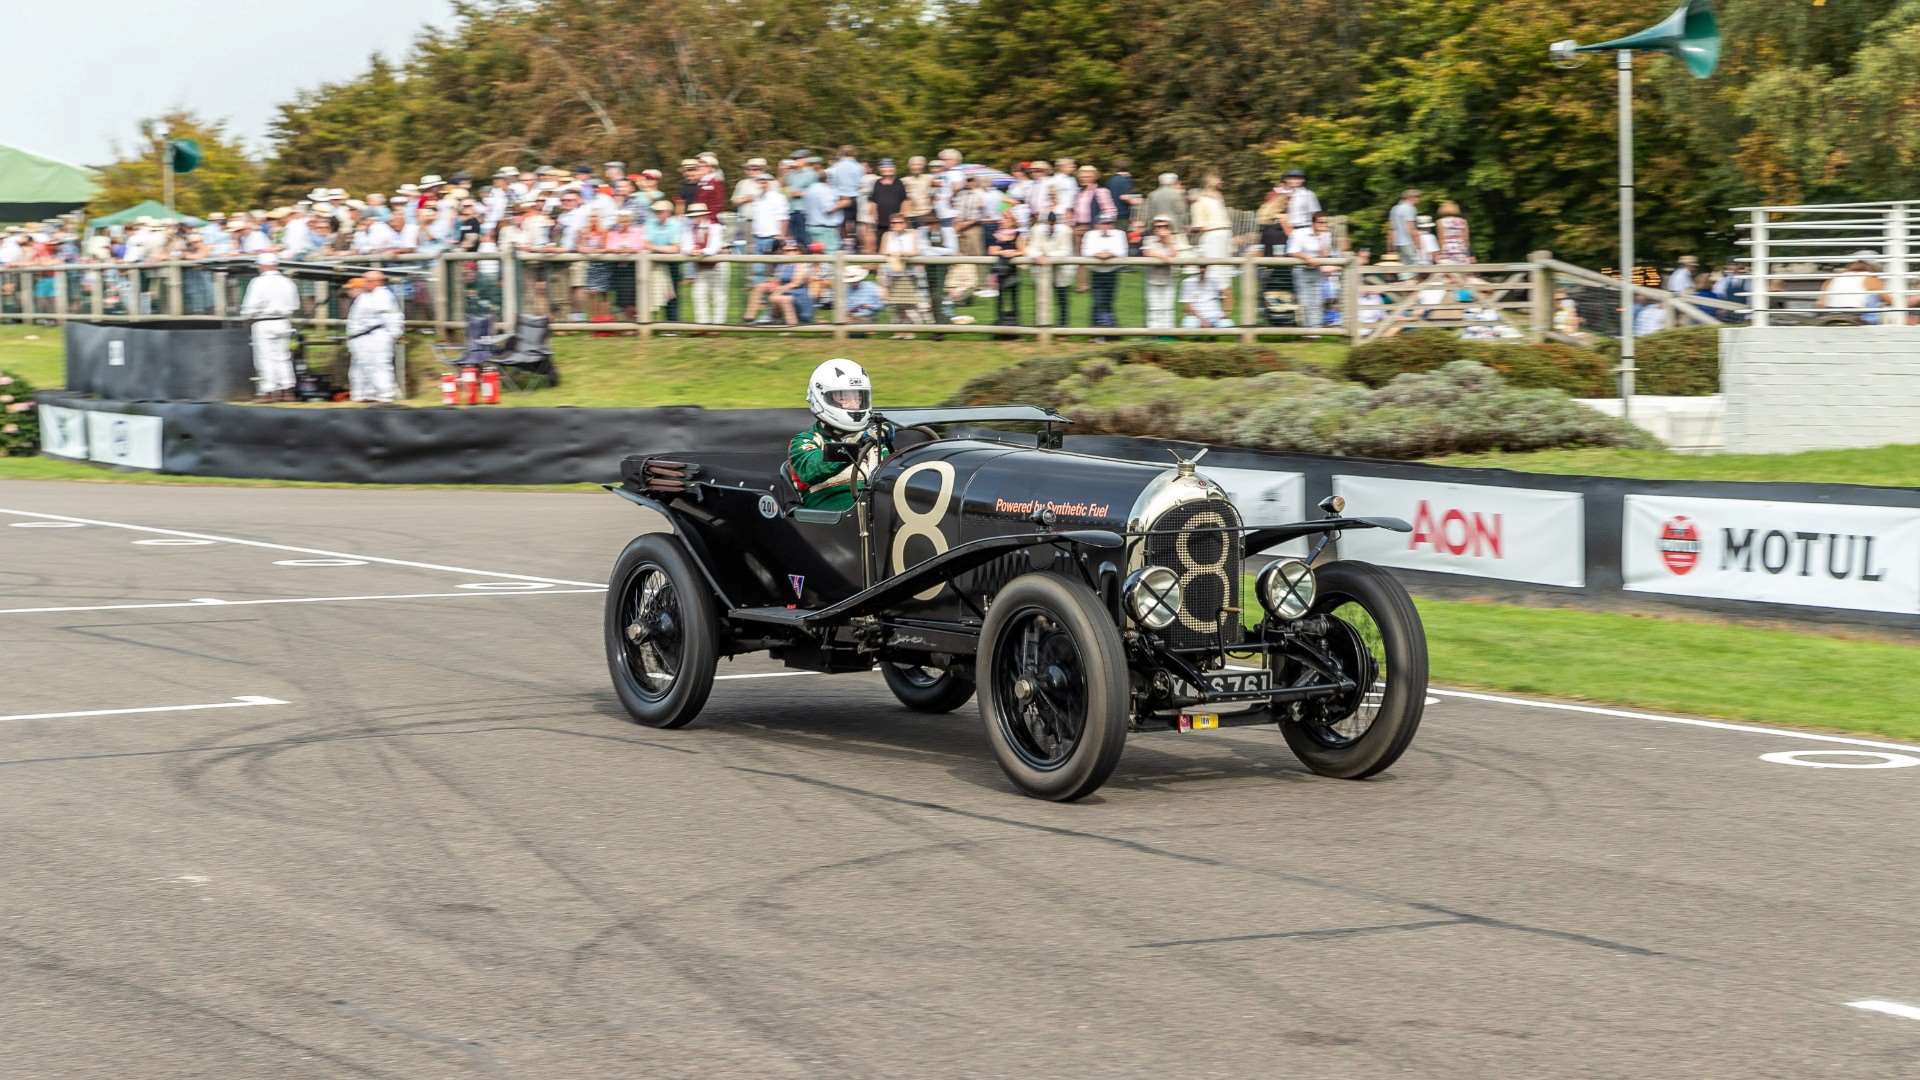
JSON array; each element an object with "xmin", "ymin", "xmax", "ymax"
[
  {"xmin": 345, "ymin": 280, "xmax": 404, "ymax": 402},
  {"xmin": 239, "ymin": 255, "xmax": 300, "ymax": 397}
]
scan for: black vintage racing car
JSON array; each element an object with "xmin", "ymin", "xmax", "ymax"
[{"xmin": 604, "ymin": 406, "xmax": 1427, "ymax": 801}]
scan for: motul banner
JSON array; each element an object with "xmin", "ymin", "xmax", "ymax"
[
  {"xmin": 1332, "ymin": 475, "xmax": 1585, "ymax": 587},
  {"xmin": 1624, "ymin": 494, "xmax": 1920, "ymax": 614}
]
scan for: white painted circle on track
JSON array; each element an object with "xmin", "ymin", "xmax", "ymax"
[
  {"xmin": 457, "ymin": 581, "xmax": 554, "ymax": 591},
  {"xmin": 133, "ymin": 538, "xmax": 217, "ymax": 546},
  {"xmin": 273, "ymin": 558, "xmax": 368, "ymax": 567},
  {"xmin": 1760, "ymin": 750, "xmax": 1920, "ymax": 770},
  {"xmin": 9, "ymin": 521, "xmax": 85, "ymax": 528}
]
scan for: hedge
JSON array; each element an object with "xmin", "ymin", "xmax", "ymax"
[
  {"xmin": 0, "ymin": 369, "xmax": 37, "ymax": 456},
  {"xmin": 1342, "ymin": 327, "xmax": 1722, "ymax": 398}
]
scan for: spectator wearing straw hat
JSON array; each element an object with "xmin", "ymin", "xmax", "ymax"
[
  {"xmin": 1142, "ymin": 214, "xmax": 1189, "ymax": 330},
  {"xmin": 682, "ymin": 202, "xmax": 729, "ymax": 325},
  {"xmin": 842, "ymin": 265, "xmax": 885, "ymax": 324}
]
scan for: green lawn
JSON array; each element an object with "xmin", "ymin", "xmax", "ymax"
[
  {"xmin": 1415, "ymin": 596, "xmax": 1920, "ymax": 742},
  {"xmin": 1428, "ymin": 445, "xmax": 1920, "ymax": 488},
  {"xmin": 0, "ymin": 325, "xmax": 64, "ymax": 388}
]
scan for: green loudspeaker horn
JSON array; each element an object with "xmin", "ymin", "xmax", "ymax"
[{"xmin": 1574, "ymin": 0, "xmax": 1720, "ymax": 78}]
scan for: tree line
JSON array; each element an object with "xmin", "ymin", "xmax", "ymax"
[{"xmin": 90, "ymin": 0, "xmax": 1920, "ymax": 266}]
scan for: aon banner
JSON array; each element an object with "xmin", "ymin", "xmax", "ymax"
[
  {"xmin": 1624, "ymin": 494, "xmax": 1920, "ymax": 615},
  {"xmin": 1333, "ymin": 475, "xmax": 1585, "ymax": 587}
]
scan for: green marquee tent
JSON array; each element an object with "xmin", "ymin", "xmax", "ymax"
[
  {"xmin": 0, "ymin": 144, "xmax": 98, "ymax": 222},
  {"xmin": 86, "ymin": 200, "xmax": 205, "ymax": 231}
]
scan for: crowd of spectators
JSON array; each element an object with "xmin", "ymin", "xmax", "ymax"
[{"xmin": 1, "ymin": 145, "xmax": 1737, "ymax": 334}]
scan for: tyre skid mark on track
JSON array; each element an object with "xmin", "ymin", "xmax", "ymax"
[
  {"xmin": 328, "ymin": 1001, "xmax": 507, "ymax": 1078},
  {"xmin": 728, "ymin": 765, "xmax": 1677, "ymax": 961}
]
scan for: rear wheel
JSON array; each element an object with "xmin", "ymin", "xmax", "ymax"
[
  {"xmin": 1278, "ymin": 561, "xmax": 1427, "ymax": 779},
  {"xmin": 605, "ymin": 534, "xmax": 718, "ymax": 729},
  {"xmin": 883, "ymin": 663, "xmax": 977, "ymax": 713},
  {"xmin": 978, "ymin": 573, "xmax": 1130, "ymax": 801}
]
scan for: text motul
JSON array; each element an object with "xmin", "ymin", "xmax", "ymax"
[{"xmin": 1720, "ymin": 529, "xmax": 1885, "ymax": 580}]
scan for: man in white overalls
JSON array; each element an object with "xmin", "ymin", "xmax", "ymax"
[
  {"xmin": 239, "ymin": 253, "xmax": 300, "ymax": 401},
  {"xmin": 345, "ymin": 269, "xmax": 403, "ymax": 402}
]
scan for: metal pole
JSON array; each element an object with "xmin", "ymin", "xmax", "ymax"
[
  {"xmin": 1748, "ymin": 208, "xmax": 1770, "ymax": 328},
  {"xmin": 1617, "ymin": 50, "xmax": 1636, "ymax": 421}
]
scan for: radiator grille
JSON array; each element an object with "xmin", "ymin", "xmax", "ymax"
[{"xmin": 1145, "ymin": 498, "xmax": 1244, "ymax": 649}]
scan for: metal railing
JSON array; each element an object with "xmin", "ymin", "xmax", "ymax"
[
  {"xmin": 1734, "ymin": 200, "xmax": 1918, "ymax": 327},
  {"xmin": 0, "ymin": 247, "xmax": 1738, "ymax": 346}
]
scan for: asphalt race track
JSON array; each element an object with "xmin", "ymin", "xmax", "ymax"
[{"xmin": 4, "ymin": 479, "xmax": 1920, "ymax": 1079}]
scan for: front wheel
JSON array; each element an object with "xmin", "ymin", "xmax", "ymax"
[
  {"xmin": 605, "ymin": 533, "xmax": 718, "ymax": 728},
  {"xmin": 978, "ymin": 573, "xmax": 1130, "ymax": 801},
  {"xmin": 1278, "ymin": 560, "xmax": 1427, "ymax": 779},
  {"xmin": 883, "ymin": 663, "xmax": 977, "ymax": 713}
]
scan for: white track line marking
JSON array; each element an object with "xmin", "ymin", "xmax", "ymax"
[
  {"xmin": 0, "ymin": 588, "xmax": 604, "ymax": 616},
  {"xmin": 716, "ymin": 670, "xmax": 836, "ymax": 681},
  {"xmin": 1432, "ymin": 688, "xmax": 1920, "ymax": 755},
  {"xmin": 0, "ymin": 508, "xmax": 603, "ymax": 588},
  {"xmin": 1848, "ymin": 1000, "xmax": 1920, "ymax": 1022},
  {"xmin": 1, "ymin": 696, "xmax": 288, "ymax": 723},
  {"xmin": 1760, "ymin": 751, "xmax": 1920, "ymax": 770}
]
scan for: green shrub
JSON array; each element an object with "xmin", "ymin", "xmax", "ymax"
[
  {"xmin": 1341, "ymin": 332, "xmax": 1466, "ymax": 386},
  {"xmin": 1057, "ymin": 361, "xmax": 1654, "ymax": 458},
  {"xmin": 946, "ymin": 354, "xmax": 1085, "ymax": 408},
  {"xmin": 1112, "ymin": 344, "xmax": 1295, "ymax": 379},
  {"xmin": 1459, "ymin": 341, "xmax": 1614, "ymax": 397},
  {"xmin": 0, "ymin": 369, "xmax": 38, "ymax": 457},
  {"xmin": 1635, "ymin": 326, "xmax": 1720, "ymax": 396}
]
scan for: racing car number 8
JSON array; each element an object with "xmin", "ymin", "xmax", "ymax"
[
  {"xmin": 1175, "ymin": 510, "xmax": 1231, "ymax": 633},
  {"xmin": 892, "ymin": 460, "xmax": 956, "ymax": 600}
]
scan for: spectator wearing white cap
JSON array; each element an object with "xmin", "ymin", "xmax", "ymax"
[
  {"xmin": 645, "ymin": 198, "xmax": 686, "ymax": 321},
  {"xmin": 682, "ymin": 202, "xmax": 729, "ymax": 325},
  {"xmin": 1081, "ymin": 211, "xmax": 1127, "ymax": 332},
  {"xmin": 240, "ymin": 253, "xmax": 300, "ymax": 400}
]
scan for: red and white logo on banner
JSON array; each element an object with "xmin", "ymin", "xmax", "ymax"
[
  {"xmin": 1333, "ymin": 475, "xmax": 1585, "ymax": 588},
  {"xmin": 1657, "ymin": 516, "xmax": 1701, "ymax": 575}
]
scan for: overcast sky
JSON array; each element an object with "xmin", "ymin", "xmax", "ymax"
[{"xmin": 10, "ymin": 0, "xmax": 457, "ymax": 168}]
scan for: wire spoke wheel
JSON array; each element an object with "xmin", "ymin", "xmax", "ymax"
[
  {"xmin": 619, "ymin": 565, "xmax": 684, "ymax": 700},
  {"xmin": 1276, "ymin": 561, "xmax": 1428, "ymax": 781},
  {"xmin": 604, "ymin": 534, "xmax": 717, "ymax": 729},
  {"xmin": 1305, "ymin": 597, "xmax": 1387, "ymax": 748},
  {"xmin": 993, "ymin": 609, "xmax": 1090, "ymax": 771}
]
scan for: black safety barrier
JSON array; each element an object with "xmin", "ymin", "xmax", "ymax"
[
  {"xmin": 64, "ymin": 322, "xmax": 257, "ymax": 402},
  {"xmin": 34, "ymin": 394, "xmax": 1920, "ymax": 629}
]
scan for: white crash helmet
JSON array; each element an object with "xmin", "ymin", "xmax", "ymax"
[{"xmin": 806, "ymin": 358, "xmax": 873, "ymax": 432}]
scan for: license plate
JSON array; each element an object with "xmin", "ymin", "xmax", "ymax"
[{"xmin": 1204, "ymin": 669, "xmax": 1273, "ymax": 697}]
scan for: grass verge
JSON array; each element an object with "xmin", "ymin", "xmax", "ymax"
[
  {"xmin": 1415, "ymin": 596, "xmax": 1920, "ymax": 742},
  {"xmin": 1426, "ymin": 444, "xmax": 1920, "ymax": 488}
]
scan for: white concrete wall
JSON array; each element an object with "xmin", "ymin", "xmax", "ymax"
[
  {"xmin": 1578, "ymin": 396, "xmax": 1724, "ymax": 453},
  {"xmin": 1721, "ymin": 326, "xmax": 1920, "ymax": 453}
]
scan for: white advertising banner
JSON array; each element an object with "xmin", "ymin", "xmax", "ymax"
[
  {"xmin": 1199, "ymin": 466, "xmax": 1308, "ymax": 557},
  {"xmin": 37, "ymin": 404, "xmax": 89, "ymax": 459},
  {"xmin": 1623, "ymin": 494, "xmax": 1920, "ymax": 615},
  {"xmin": 84, "ymin": 411, "xmax": 163, "ymax": 471},
  {"xmin": 1333, "ymin": 475, "xmax": 1586, "ymax": 587}
]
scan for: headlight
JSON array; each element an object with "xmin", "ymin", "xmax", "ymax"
[
  {"xmin": 1124, "ymin": 566, "xmax": 1182, "ymax": 630},
  {"xmin": 1256, "ymin": 559, "xmax": 1316, "ymax": 621}
]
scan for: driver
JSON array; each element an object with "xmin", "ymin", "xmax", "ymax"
[{"xmin": 788, "ymin": 358, "xmax": 888, "ymax": 511}]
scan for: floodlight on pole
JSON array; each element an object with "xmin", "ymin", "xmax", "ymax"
[{"xmin": 1549, "ymin": 0, "xmax": 1720, "ymax": 423}]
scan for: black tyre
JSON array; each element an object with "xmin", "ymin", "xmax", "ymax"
[
  {"xmin": 978, "ymin": 573, "xmax": 1130, "ymax": 801},
  {"xmin": 883, "ymin": 663, "xmax": 977, "ymax": 713},
  {"xmin": 1279, "ymin": 560, "xmax": 1427, "ymax": 779},
  {"xmin": 605, "ymin": 533, "xmax": 718, "ymax": 729}
]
